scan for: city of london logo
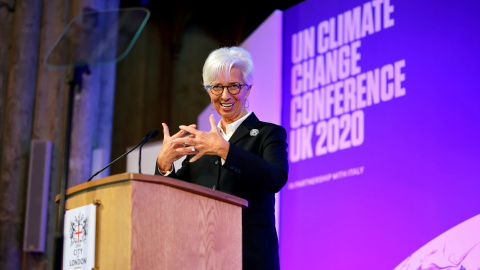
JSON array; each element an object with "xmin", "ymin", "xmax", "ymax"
[{"xmin": 68, "ymin": 213, "xmax": 88, "ymax": 246}]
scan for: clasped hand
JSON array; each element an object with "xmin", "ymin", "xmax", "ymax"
[{"xmin": 157, "ymin": 114, "xmax": 229, "ymax": 170}]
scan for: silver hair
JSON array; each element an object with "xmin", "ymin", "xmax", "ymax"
[{"xmin": 202, "ymin": 46, "xmax": 254, "ymax": 87}]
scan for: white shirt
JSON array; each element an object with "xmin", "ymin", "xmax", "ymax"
[
  {"xmin": 218, "ymin": 111, "xmax": 252, "ymax": 165},
  {"xmin": 218, "ymin": 111, "xmax": 252, "ymax": 141}
]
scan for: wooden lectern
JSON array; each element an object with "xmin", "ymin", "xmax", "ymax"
[{"xmin": 58, "ymin": 173, "xmax": 248, "ymax": 269}]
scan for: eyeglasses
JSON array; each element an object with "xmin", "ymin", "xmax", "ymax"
[{"xmin": 206, "ymin": 83, "xmax": 249, "ymax": 96}]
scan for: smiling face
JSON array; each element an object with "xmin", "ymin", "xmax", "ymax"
[{"xmin": 209, "ymin": 67, "xmax": 251, "ymax": 126}]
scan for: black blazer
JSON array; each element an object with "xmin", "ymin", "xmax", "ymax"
[{"xmin": 156, "ymin": 113, "xmax": 288, "ymax": 270}]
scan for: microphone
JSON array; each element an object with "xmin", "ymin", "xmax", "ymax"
[
  {"xmin": 138, "ymin": 129, "xmax": 159, "ymax": 174},
  {"xmin": 87, "ymin": 129, "xmax": 159, "ymax": 182}
]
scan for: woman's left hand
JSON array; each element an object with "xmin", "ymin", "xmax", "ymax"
[{"xmin": 173, "ymin": 114, "xmax": 229, "ymax": 162}]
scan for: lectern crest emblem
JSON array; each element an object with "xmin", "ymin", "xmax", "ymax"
[{"xmin": 68, "ymin": 213, "xmax": 89, "ymax": 246}]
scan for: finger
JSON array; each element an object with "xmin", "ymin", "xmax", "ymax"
[
  {"xmin": 175, "ymin": 145, "xmax": 198, "ymax": 156},
  {"xmin": 189, "ymin": 151, "xmax": 205, "ymax": 163},
  {"xmin": 179, "ymin": 125, "xmax": 200, "ymax": 135},
  {"xmin": 162, "ymin": 123, "xmax": 171, "ymax": 139},
  {"xmin": 178, "ymin": 135, "xmax": 196, "ymax": 145},
  {"xmin": 171, "ymin": 129, "xmax": 188, "ymax": 140},
  {"xmin": 174, "ymin": 136, "xmax": 200, "ymax": 147},
  {"xmin": 171, "ymin": 124, "xmax": 196, "ymax": 140},
  {"xmin": 209, "ymin": 114, "xmax": 218, "ymax": 132},
  {"xmin": 179, "ymin": 125, "xmax": 197, "ymax": 140},
  {"xmin": 172, "ymin": 137, "xmax": 190, "ymax": 145},
  {"xmin": 178, "ymin": 124, "xmax": 197, "ymax": 133}
]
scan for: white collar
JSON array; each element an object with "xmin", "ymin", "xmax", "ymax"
[{"xmin": 218, "ymin": 111, "xmax": 252, "ymax": 137}]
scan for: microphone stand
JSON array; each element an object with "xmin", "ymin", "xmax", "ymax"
[
  {"xmin": 138, "ymin": 140, "xmax": 145, "ymax": 174},
  {"xmin": 87, "ymin": 139, "xmax": 146, "ymax": 182},
  {"xmin": 53, "ymin": 63, "xmax": 90, "ymax": 270},
  {"xmin": 87, "ymin": 129, "xmax": 158, "ymax": 182}
]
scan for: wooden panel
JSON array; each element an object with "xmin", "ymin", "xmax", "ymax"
[
  {"xmin": 64, "ymin": 181, "xmax": 132, "ymax": 270},
  {"xmin": 131, "ymin": 181, "xmax": 242, "ymax": 269}
]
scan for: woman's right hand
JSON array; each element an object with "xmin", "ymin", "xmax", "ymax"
[{"xmin": 156, "ymin": 122, "xmax": 196, "ymax": 171}]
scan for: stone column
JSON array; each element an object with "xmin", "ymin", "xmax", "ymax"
[
  {"xmin": 0, "ymin": 0, "xmax": 43, "ymax": 269},
  {"xmin": 0, "ymin": 0, "xmax": 119, "ymax": 268},
  {"xmin": 28, "ymin": 0, "xmax": 70, "ymax": 267}
]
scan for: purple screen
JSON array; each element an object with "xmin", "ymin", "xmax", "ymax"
[{"xmin": 279, "ymin": 0, "xmax": 480, "ymax": 269}]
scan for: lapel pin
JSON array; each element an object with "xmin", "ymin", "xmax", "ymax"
[{"xmin": 250, "ymin": 129, "xmax": 259, "ymax": 136}]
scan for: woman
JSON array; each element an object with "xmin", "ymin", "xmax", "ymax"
[{"xmin": 156, "ymin": 46, "xmax": 288, "ymax": 269}]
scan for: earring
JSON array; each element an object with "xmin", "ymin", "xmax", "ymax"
[{"xmin": 245, "ymin": 99, "xmax": 249, "ymax": 108}]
